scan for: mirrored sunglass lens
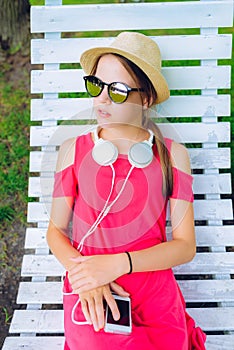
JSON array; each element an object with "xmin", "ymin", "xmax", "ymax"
[
  {"xmin": 109, "ymin": 83, "xmax": 128, "ymax": 103},
  {"xmin": 86, "ymin": 78, "xmax": 102, "ymax": 97}
]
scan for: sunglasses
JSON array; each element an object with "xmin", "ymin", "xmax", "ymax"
[{"xmin": 83, "ymin": 75, "xmax": 144, "ymax": 104}]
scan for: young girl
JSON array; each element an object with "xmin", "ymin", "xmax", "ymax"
[{"xmin": 47, "ymin": 32, "xmax": 206, "ymax": 349}]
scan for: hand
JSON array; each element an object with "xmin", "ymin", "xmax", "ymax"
[
  {"xmin": 68, "ymin": 253, "xmax": 128, "ymax": 294},
  {"xmin": 79, "ymin": 282, "xmax": 129, "ymax": 332}
]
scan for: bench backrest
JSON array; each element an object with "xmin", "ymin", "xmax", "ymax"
[{"xmin": 3, "ymin": 1, "xmax": 234, "ymax": 349}]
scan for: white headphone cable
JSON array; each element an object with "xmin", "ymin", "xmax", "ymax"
[
  {"xmin": 78, "ymin": 164, "xmax": 135, "ymax": 252},
  {"xmin": 78, "ymin": 164, "xmax": 116, "ymax": 252},
  {"xmin": 63, "ymin": 288, "xmax": 89, "ymax": 325}
]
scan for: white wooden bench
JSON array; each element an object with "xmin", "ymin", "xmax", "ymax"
[{"xmin": 3, "ymin": 0, "xmax": 234, "ymax": 349}]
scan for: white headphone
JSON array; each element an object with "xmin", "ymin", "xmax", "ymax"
[
  {"xmin": 92, "ymin": 127, "xmax": 154, "ymax": 168},
  {"xmin": 78, "ymin": 127, "xmax": 154, "ymax": 252}
]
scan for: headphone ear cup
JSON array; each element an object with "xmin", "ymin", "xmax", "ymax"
[
  {"xmin": 92, "ymin": 139, "xmax": 118, "ymax": 166},
  {"xmin": 128, "ymin": 142, "xmax": 153, "ymax": 168}
]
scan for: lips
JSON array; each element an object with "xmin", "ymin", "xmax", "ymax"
[{"xmin": 98, "ymin": 108, "xmax": 111, "ymax": 119}]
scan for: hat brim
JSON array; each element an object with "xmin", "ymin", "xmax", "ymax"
[{"xmin": 80, "ymin": 47, "xmax": 170, "ymax": 104}]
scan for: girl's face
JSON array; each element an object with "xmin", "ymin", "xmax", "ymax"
[{"xmin": 93, "ymin": 54, "xmax": 148, "ymax": 129}]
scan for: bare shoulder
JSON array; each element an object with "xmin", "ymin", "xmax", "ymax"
[
  {"xmin": 56, "ymin": 137, "xmax": 77, "ymax": 172},
  {"xmin": 170, "ymin": 141, "xmax": 191, "ymax": 175}
]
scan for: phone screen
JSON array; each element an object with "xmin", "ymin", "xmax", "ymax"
[{"xmin": 107, "ymin": 299, "xmax": 130, "ymax": 326}]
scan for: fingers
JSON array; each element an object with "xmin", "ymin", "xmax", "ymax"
[
  {"xmin": 70, "ymin": 255, "xmax": 90, "ymax": 264},
  {"xmin": 110, "ymin": 281, "xmax": 130, "ymax": 297},
  {"xmin": 68, "ymin": 260, "xmax": 99, "ymax": 294},
  {"xmin": 68, "ymin": 254, "xmax": 124, "ymax": 295},
  {"xmin": 104, "ymin": 288, "xmax": 120, "ymax": 321},
  {"xmin": 70, "ymin": 277, "xmax": 93, "ymax": 294},
  {"xmin": 68, "ymin": 265, "xmax": 96, "ymax": 294},
  {"xmin": 77, "ymin": 283, "xmax": 130, "ymax": 331},
  {"xmin": 92, "ymin": 295, "xmax": 105, "ymax": 331},
  {"xmin": 80, "ymin": 299, "xmax": 92, "ymax": 325},
  {"xmin": 79, "ymin": 285, "xmax": 124, "ymax": 331},
  {"xmin": 80, "ymin": 290, "xmax": 105, "ymax": 332}
]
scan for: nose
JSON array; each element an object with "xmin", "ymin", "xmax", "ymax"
[{"xmin": 96, "ymin": 85, "xmax": 111, "ymax": 104}]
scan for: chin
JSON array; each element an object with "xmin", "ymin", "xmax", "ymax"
[
  {"xmin": 97, "ymin": 119, "xmax": 119, "ymax": 128},
  {"xmin": 97, "ymin": 119, "xmax": 111, "ymax": 127}
]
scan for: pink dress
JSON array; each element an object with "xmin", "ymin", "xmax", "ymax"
[{"xmin": 53, "ymin": 133, "xmax": 206, "ymax": 350}]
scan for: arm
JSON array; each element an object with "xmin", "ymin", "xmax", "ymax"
[
  {"xmin": 47, "ymin": 137, "xmax": 128, "ymax": 331},
  {"xmin": 130, "ymin": 141, "xmax": 196, "ymax": 272},
  {"xmin": 47, "ymin": 198, "xmax": 80, "ymax": 270},
  {"xmin": 129, "ymin": 200, "xmax": 195, "ymax": 272},
  {"xmin": 69, "ymin": 142, "xmax": 196, "ymax": 290},
  {"xmin": 47, "ymin": 138, "xmax": 81, "ymax": 270}
]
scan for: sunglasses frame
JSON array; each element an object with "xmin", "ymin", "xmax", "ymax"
[{"xmin": 83, "ymin": 75, "xmax": 144, "ymax": 104}]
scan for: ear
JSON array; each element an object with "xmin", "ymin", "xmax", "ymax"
[{"xmin": 142, "ymin": 95, "xmax": 153, "ymax": 109}]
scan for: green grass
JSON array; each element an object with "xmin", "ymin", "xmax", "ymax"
[
  {"xmin": 0, "ymin": 77, "xmax": 30, "ymax": 264},
  {"xmin": 0, "ymin": 84, "xmax": 30, "ymax": 208}
]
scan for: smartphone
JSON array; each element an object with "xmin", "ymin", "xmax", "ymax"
[{"xmin": 104, "ymin": 294, "xmax": 132, "ymax": 335}]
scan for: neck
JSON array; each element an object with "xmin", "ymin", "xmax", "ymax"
[
  {"xmin": 97, "ymin": 124, "xmax": 150, "ymax": 155},
  {"xmin": 99, "ymin": 124, "xmax": 147, "ymax": 142}
]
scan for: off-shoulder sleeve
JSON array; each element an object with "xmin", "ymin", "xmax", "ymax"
[
  {"xmin": 170, "ymin": 167, "xmax": 194, "ymax": 202},
  {"xmin": 52, "ymin": 165, "xmax": 78, "ymax": 198}
]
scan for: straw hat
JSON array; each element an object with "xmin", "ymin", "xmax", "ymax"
[{"xmin": 80, "ymin": 32, "xmax": 170, "ymax": 104}]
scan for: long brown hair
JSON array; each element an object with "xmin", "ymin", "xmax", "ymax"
[{"xmin": 90, "ymin": 54, "xmax": 173, "ymax": 197}]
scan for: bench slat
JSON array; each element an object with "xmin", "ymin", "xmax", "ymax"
[
  {"xmin": 26, "ymin": 198, "xmax": 233, "ymax": 223},
  {"xmin": 25, "ymin": 227, "xmax": 47, "ymax": 249},
  {"xmin": 28, "ymin": 173, "xmax": 232, "ymax": 198},
  {"xmin": 205, "ymin": 335, "xmax": 234, "ymax": 350},
  {"xmin": 174, "ymin": 252, "xmax": 234, "ymax": 275},
  {"xmin": 29, "ymin": 148, "xmax": 231, "ymax": 172},
  {"xmin": 21, "ymin": 253, "xmax": 234, "ymax": 277},
  {"xmin": 192, "ymin": 173, "xmax": 232, "ymax": 194},
  {"xmin": 189, "ymin": 148, "xmax": 230, "ymax": 169},
  {"xmin": 25, "ymin": 225, "xmax": 234, "ymax": 249},
  {"xmin": 178, "ymin": 280, "xmax": 234, "ymax": 303},
  {"xmin": 193, "ymin": 225, "xmax": 234, "ymax": 247},
  {"xmin": 3, "ymin": 337, "xmax": 64, "ymax": 350},
  {"xmin": 31, "ymin": 95, "xmax": 231, "ymax": 121},
  {"xmin": 192, "ymin": 199, "xmax": 233, "ymax": 221},
  {"xmin": 31, "ymin": 34, "xmax": 232, "ymax": 64},
  {"xmin": 9, "ymin": 308, "xmax": 234, "ymax": 333},
  {"xmin": 189, "ymin": 307, "xmax": 234, "ymax": 332},
  {"xmin": 30, "ymin": 122, "xmax": 230, "ymax": 147},
  {"xmin": 30, "ymin": 2, "xmax": 234, "ymax": 33},
  {"xmin": 31, "ymin": 66, "xmax": 231, "ymax": 93},
  {"xmin": 9, "ymin": 310, "xmax": 64, "ymax": 334},
  {"xmin": 17, "ymin": 282, "xmax": 63, "ymax": 304},
  {"xmin": 22, "ymin": 255, "xmax": 64, "ymax": 277},
  {"xmin": 169, "ymin": 225, "xmax": 234, "ymax": 248},
  {"xmin": 3, "ymin": 335, "xmax": 234, "ymax": 350},
  {"xmin": 16, "ymin": 280, "xmax": 234, "ymax": 304}
]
